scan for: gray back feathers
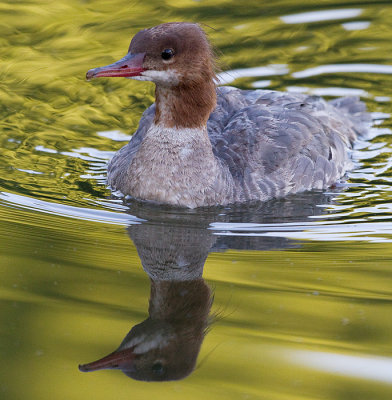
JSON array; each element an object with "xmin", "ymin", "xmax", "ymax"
[{"xmin": 108, "ymin": 87, "xmax": 371, "ymax": 206}]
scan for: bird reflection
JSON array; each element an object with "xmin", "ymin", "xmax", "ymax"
[
  {"xmin": 79, "ymin": 217, "xmax": 214, "ymax": 381},
  {"xmin": 79, "ymin": 280, "xmax": 212, "ymax": 381},
  {"xmin": 79, "ymin": 191, "xmax": 337, "ymax": 381}
]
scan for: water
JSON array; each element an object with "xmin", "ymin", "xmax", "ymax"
[{"xmin": 1, "ymin": 0, "xmax": 392, "ymax": 399}]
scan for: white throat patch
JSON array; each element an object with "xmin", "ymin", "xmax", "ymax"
[{"xmin": 130, "ymin": 69, "xmax": 180, "ymax": 86}]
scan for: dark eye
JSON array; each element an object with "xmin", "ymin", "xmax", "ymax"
[
  {"xmin": 161, "ymin": 49, "xmax": 174, "ymax": 60},
  {"xmin": 152, "ymin": 362, "xmax": 164, "ymax": 375}
]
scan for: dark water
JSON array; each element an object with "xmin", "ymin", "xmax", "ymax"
[{"xmin": 1, "ymin": 0, "xmax": 392, "ymax": 399}]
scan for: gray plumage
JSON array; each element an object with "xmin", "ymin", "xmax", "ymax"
[{"xmin": 108, "ymin": 86, "xmax": 371, "ymax": 207}]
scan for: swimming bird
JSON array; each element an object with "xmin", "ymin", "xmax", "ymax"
[{"xmin": 86, "ymin": 22, "xmax": 371, "ymax": 208}]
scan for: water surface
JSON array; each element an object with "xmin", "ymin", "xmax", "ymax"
[{"xmin": 1, "ymin": 0, "xmax": 392, "ymax": 399}]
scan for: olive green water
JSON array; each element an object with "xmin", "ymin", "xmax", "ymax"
[{"xmin": 1, "ymin": 0, "xmax": 392, "ymax": 399}]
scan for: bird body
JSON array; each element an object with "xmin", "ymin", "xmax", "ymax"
[{"xmin": 87, "ymin": 23, "xmax": 371, "ymax": 208}]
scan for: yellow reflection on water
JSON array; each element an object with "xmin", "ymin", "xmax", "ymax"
[{"xmin": 1, "ymin": 0, "xmax": 392, "ymax": 399}]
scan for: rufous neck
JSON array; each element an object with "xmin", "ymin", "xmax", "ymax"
[
  {"xmin": 149, "ymin": 279, "xmax": 212, "ymax": 322},
  {"xmin": 154, "ymin": 80, "xmax": 216, "ymax": 129}
]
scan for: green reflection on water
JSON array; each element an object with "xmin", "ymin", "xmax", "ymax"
[
  {"xmin": 1, "ymin": 204, "xmax": 392, "ymax": 399},
  {"xmin": 1, "ymin": 0, "xmax": 392, "ymax": 399}
]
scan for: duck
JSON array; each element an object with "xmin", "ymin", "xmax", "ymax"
[{"xmin": 86, "ymin": 22, "xmax": 371, "ymax": 208}]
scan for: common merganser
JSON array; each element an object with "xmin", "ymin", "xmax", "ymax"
[{"xmin": 86, "ymin": 22, "xmax": 371, "ymax": 208}]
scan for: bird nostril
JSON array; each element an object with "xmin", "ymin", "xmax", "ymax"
[{"xmin": 120, "ymin": 65, "xmax": 128, "ymax": 69}]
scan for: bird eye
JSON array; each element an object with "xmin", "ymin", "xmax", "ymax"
[
  {"xmin": 161, "ymin": 49, "xmax": 174, "ymax": 60},
  {"xmin": 151, "ymin": 362, "xmax": 164, "ymax": 375}
]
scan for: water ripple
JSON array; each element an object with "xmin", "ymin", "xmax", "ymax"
[
  {"xmin": 0, "ymin": 191, "xmax": 143, "ymax": 225},
  {"xmin": 281, "ymin": 9, "xmax": 363, "ymax": 24},
  {"xmin": 293, "ymin": 64, "xmax": 392, "ymax": 79}
]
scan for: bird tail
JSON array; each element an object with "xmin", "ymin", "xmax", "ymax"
[{"xmin": 329, "ymin": 96, "xmax": 372, "ymax": 138}]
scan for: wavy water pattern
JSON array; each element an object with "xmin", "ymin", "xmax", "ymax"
[{"xmin": 1, "ymin": 1, "xmax": 392, "ymax": 400}]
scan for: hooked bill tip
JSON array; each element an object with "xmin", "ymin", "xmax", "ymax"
[
  {"xmin": 86, "ymin": 69, "xmax": 96, "ymax": 81},
  {"xmin": 79, "ymin": 363, "xmax": 93, "ymax": 372}
]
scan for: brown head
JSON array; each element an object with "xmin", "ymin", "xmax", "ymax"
[
  {"xmin": 79, "ymin": 279, "xmax": 213, "ymax": 381},
  {"xmin": 87, "ymin": 22, "xmax": 217, "ymax": 128}
]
